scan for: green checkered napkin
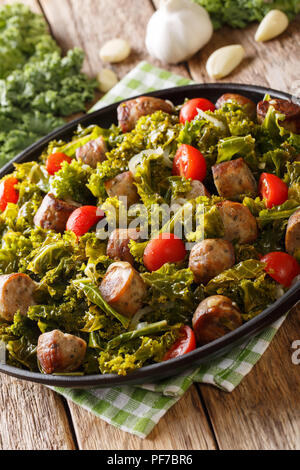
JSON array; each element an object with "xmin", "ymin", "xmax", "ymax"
[{"xmin": 53, "ymin": 61, "xmax": 287, "ymax": 438}]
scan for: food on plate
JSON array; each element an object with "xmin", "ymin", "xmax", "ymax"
[
  {"xmin": 37, "ymin": 330, "xmax": 87, "ymax": 374},
  {"xmin": 33, "ymin": 193, "xmax": 78, "ymax": 233},
  {"xmin": 0, "ymin": 274, "xmax": 36, "ymax": 322},
  {"xmin": 105, "ymin": 171, "xmax": 140, "ymax": 207},
  {"xmin": 192, "ymin": 295, "xmax": 243, "ymax": 345},
  {"xmin": 66, "ymin": 206, "xmax": 105, "ymax": 238},
  {"xmin": 0, "ymin": 177, "xmax": 19, "ymax": 211},
  {"xmin": 255, "ymin": 10, "xmax": 289, "ymax": 42},
  {"xmin": 99, "ymin": 38, "xmax": 131, "ymax": 63},
  {"xmin": 0, "ymin": 91, "xmax": 299, "ymax": 376},
  {"xmin": 206, "ymin": 45, "xmax": 245, "ymax": 80},
  {"xmin": 173, "ymin": 144, "xmax": 207, "ymax": 181},
  {"xmin": 285, "ymin": 209, "xmax": 300, "ymax": 256},
  {"xmin": 180, "ymin": 98, "xmax": 216, "ymax": 124},
  {"xmin": 261, "ymin": 252, "xmax": 300, "ymax": 288},
  {"xmin": 257, "ymin": 98, "xmax": 300, "ymax": 134},
  {"xmin": 46, "ymin": 153, "xmax": 72, "ymax": 176},
  {"xmin": 217, "ymin": 201, "xmax": 258, "ymax": 244},
  {"xmin": 99, "ymin": 262, "xmax": 148, "ymax": 317},
  {"xmin": 145, "ymin": 0, "xmax": 213, "ymax": 64},
  {"xmin": 189, "ymin": 239, "xmax": 235, "ymax": 284},
  {"xmin": 258, "ymin": 172, "xmax": 288, "ymax": 208},
  {"xmin": 76, "ymin": 136, "xmax": 107, "ymax": 169},
  {"xmin": 107, "ymin": 229, "xmax": 142, "ymax": 265},
  {"xmin": 212, "ymin": 158, "xmax": 257, "ymax": 199},
  {"xmin": 117, "ymin": 96, "xmax": 174, "ymax": 133},
  {"xmin": 215, "ymin": 93, "xmax": 256, "ymax": 120}
]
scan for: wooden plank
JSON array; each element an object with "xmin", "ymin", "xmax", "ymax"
[
  {"xmin": 0, "ymin": 374, "xmax": 76, "ymax": 450},
  {"xmin": 199, "ymin": 306, "xmax": 300, "ymax": 450},
  {"xmin": 188, "ymin": 19, "xmax": 300, "ymax": 93},
  {"xmin": 67, "ymin": 385, "xmax": 216, "ymax": 450},
  {"xmin": 39, "ymin": 0, "xmax": 189, "ymax": 79}
]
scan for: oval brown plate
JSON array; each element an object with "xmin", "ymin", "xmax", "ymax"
[{"xmin": 0, "ymin": 83, "xmax": 299, "ymax": 388}]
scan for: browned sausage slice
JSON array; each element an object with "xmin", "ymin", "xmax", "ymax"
[
  {"xmin": 105, "ymin": 171, "xmax": 140, "ymax": 207},
  {"xmin": 215, "ymin": 93, "xmax": 256, "ymax": 119},
  {"xmin": 76, "ymin": 136, "xmax": 107, "ymax": 169},
  {"xmin": 34, "ymin": 193, "xmax": 78, "ymax": 233},
  {"xmin": 37, "ymin": 330, "xmax": 87, "ymax": 374},
  {"xmin": 212, "ymin": 158, "xmax": 257, "ymax": 199},
  {"xmin": 257, "ymin": 98, "xmax": 300, "ymax": 134},
  {"xmin": 217, "ymin": 200, "xmax": 258, "ymax": 244},
  {"xmin": 107, "ymin": 228, "xmax": 141, "ymax": 265},
  {"xmin": 0, "ymin": 273, "xmax": 36, "ymax": 322},
  {"xmin": 285, "ymin": 209, "xmax": 300, "ymax": 256},
  {"xmin": 99, "ymin": 261, "xmax": 147, "ymax": 318},
  {"xmin": 189, "ymin": 239, "xmax": 235, "ymax": 285},
  {"xmin": 192, "ymin": 295, "xmax": 242, "ymax": 345},
  {"xmin": 117, "ymin": 96, "xmax": 174, "ymax": 133}
]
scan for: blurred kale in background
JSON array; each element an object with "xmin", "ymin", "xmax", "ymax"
[
  {"xmin": 194, "ymin": 0, "xmax": 300, "ymax": 29},
  {"xmin": 0, "ymin": 3, "xmax": 97, "ymax": 167}
]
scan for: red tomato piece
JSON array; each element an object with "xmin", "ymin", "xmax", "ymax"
[
  {"xmin": 163, "ymin": 325, "xmax": 196, "ymax": 361},
  {"xmin": 259, "ymin": 173, "xmax": 288, "ymax": 209},
  {"xmin": 0, "ymin": 177, "xmax": 19, "ymax": 212},
  {"xmin": 46, "ymin": 152, "xmax": 72, "ymax": 175},
  {"xmin": 173, "ymin": 144, "xmax": 207, "ymax": 182},
  {"xmin": 261, "ymin": 252, "xmax": 300, "ymax": 288},
  {"xmin": 180, "ymin": 98, "xmax": 216, "ymax": 124},
  {"xmin": 143, "ymin": 233, "xmax": 187, "ymax": 272},
  {"xmin": 66, "ymin": 206, "xmax": 105, "ymax": 238}
]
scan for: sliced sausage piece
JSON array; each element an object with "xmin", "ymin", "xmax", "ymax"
[
  {"xmin": 107, "ymin": 228, "xmax": 141, "ymax": 265},
  {"xmin": 33, "ymin": 193, "xmax": 78, "ymax": 233},
  {"xmin": 99, "ymin": 261, "xmax": 147, "ymax": 318},
  {"xmin": 0, "ymin": 273, "xmax": 36, "ymax": 322},
  {"xmin": 117, "ymin": 96, "xmax": 174, "ymax": 133},
  {"xmin": 192, "ymin": 295, "xmax": 242, "ymax": 345},
  {"xmin": 172, "ymin": 180, "xmax": 210, "ymax": 206},
  {"xmin": 37, "ymin": 330, "xmax": 87, "ymax": 374},
  {"xmin": 257, "ymin": 98, "xmax": 300, "ymax": 134},
  {"xmin": 212, "ymin": 158, "xmax": 257, "ymax": 199},
  {"xmin": 189, "ymin": 239, "xmax": 235, "ymax": 285},
  {"xmin": 76, "ymin": 136, "xmax": 107, "ymax": 169},
  {"xmin": 217, "ymin": 200, "xmax": 258, "ymax": 244},
  {"xmin": 185, "ymin": 180, "xmax": 210, "ymax": 199},
  {"xmin": 105, "ymin": 171, "xmax": 140, "ymax": 207},
  {"xmin": 285, "ymin": 209, "xmax": 300, "ymax": 256},
  {"xmin": 215, "ymin": 93, "xmax": 256, "ymax": 119}
]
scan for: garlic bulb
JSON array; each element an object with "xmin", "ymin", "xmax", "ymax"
[{"xmin": 145, "ymin": 0, "xmax": 213, "ymax": 64}]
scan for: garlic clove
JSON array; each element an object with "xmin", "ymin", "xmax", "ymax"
[
  {"xmin": 99, "ymin": 38, "xmax": 131, "ymax": 63},
  {"xmin": 97, "ymin": 68, "xmax": 118, "ymax": 93},
  {"xmin": 206, "ymin": 45, "xmax": 245, "ymax": 80},
  {"xmin": 255, "ymin": 9, "xmax": 289, "ymax": 42}
]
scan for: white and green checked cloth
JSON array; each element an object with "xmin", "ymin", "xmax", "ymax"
[{"xmin": 53, "ymin": 61, "xmax": 287, "ymax": 438}]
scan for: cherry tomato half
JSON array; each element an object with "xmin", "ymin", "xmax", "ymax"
[
  {"xmin": 46, "ymin": 153, "xmax": 72, "ymax": 175},
  {"xmin": 261, "ymin": 252, "xmax": 300, "ymax": 288},
  {"xmin": 66, "ymin": 206, "xmax": 105, "ymax": 238},
  {"xmin": 143, "ymin": 233, "xmax": 187, "ymax": 272},
  {"xmin": 259, "ymin": 173, "xmax": 288, "ymax": 209},
  {"xmin": 163, "ymin": 325, "xmax": 196, "ymax": 361},
  {"xmin": 0, "ymin": 177, "xmax": 19, "ymax": 212},
  {"xmin": 173, "ymin": 144, "xmax": 207, "ymax": 182},
  {"xmin": 180, "ymin": 98, "xmax": 216, "ymax": 124}
]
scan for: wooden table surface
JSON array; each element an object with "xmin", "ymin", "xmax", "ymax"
[{"xmin": 0, "ymin": 0, "xmax": 300, "ymax": 451}]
